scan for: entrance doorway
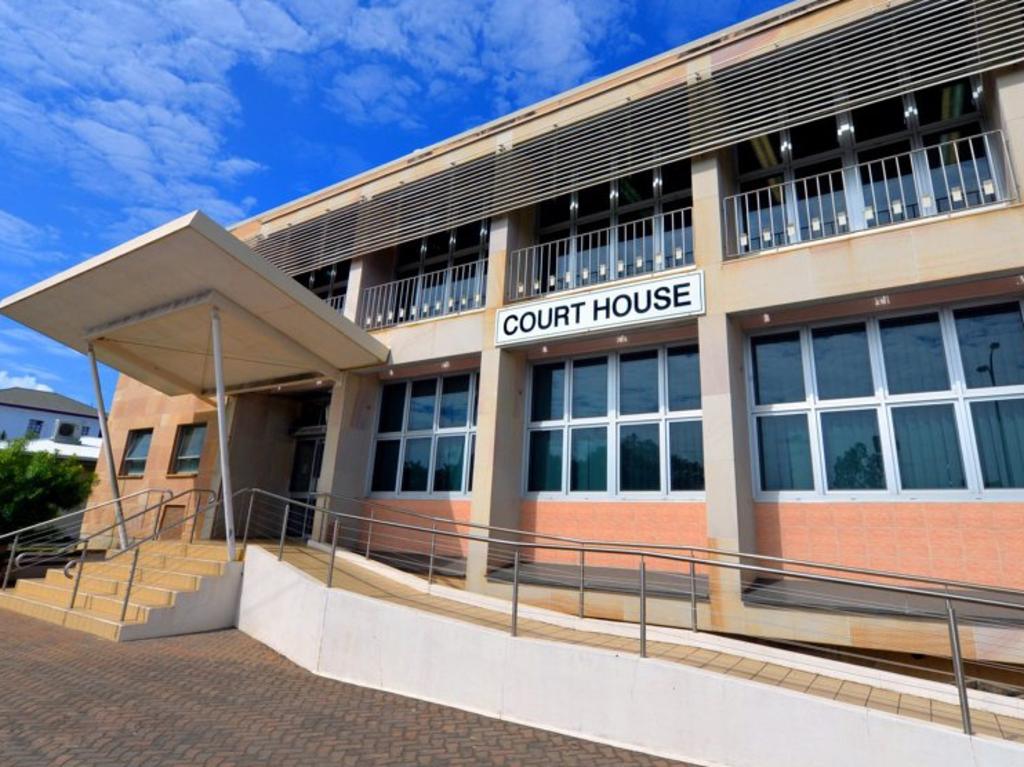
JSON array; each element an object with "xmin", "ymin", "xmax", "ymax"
[{"xmin": 287, "ymin": 394, "xmax": 329, "ymax": 536}]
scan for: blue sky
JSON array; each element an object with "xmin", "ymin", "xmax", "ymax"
[{"xmin": 0, "ymin": 0, "xmax": 782, "ymax": 407}]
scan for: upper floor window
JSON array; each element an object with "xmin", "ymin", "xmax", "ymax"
[
  {"xmin": 369, "ymin": 372, "xmax": 478, "ymax": 496},
  {"xmin": 25, "ymin": 419, "xmax": 43, "ymax": 438},
  {"xmin": 749, "ymin": 300, "xmax": 1024, "ymax": 497},
  {"xmin": 536, "ymin": 159, "xmax": 692, "ymax": 246},
  {"xmin": 293, "ymin": 260, "xmax": 350, "ymax": 312},
  {"xmin": 81, "ymin": 425, "xmax": 91, "ymax": 436},
  {"xmin": 526, "ymin": 344, "xmax": 703, "ymax": 497},
  {"xmin": 394, "ymin": 221, "xmax": 490, "ymax": 282},
  {"xmin": 121, "ymin": 429, "xmax": 153, "ymax": 477},
  {"xmin": 170, "ymin": 423, "xmax": 207, "ymax": 475},
  {"xmin": 728, "ymin": 77, "xmax": 998, "ymax": 256}
]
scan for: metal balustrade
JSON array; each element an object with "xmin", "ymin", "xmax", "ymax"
[
  {"xmin": 723, "ymin": 131, "xmax": 1015, "ymax": 258},
  {"xmin": 236, "ymin": 487, "xmax": 1024, "ymax": 737},
  {"xmin": 359, "ymin": 259, "xmax": 488, "ymax": 330},
  {"xmin": 506, "ymin": 208, "xmax": 693, "ymax": 303},
  {"xmin": 326, "ymin": 294, "xmax": 346, "ymax": 315}
]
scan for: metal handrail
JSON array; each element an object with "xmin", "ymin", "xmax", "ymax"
[
  {"xmin": 723, "ymin": 129, "xmax": 1014, "ymax": 257},
  {"xmin": 506, "ymin": 207, "xmax": 693, "ymax": 302},
  {"xmin": 359, "ymin": 258, "xmax": 488, "ymax": 330},
  {"xmin": 0, "ymin": 488, "xmax": 171, "ymax": 544},
  {"xmin": 248, "ymin": 486, "xmax": 1024, "ymax": 735},
  {"xmin": 308, "ymin": 491, "xmax": 1024, "ymax": 602},
  {"xmin": 2, "ymin": 488, "xmax": 210, "ymax": 590}
]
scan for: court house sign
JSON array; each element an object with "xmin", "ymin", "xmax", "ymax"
[{"xmin": 495, "ymin": 272, "xmax": 705, "ymax": 346}]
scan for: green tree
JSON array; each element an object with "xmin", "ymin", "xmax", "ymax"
[{"xmin": 0, "ymin": 440, "xmax": 94, "ymax": 536}]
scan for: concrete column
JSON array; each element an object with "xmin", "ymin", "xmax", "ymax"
[
  {"xmin": 691, "ymin": 150, "xmax": 755, "ymax": 629},
  {"xmin": 315, "ymin": 371, "xmax": 381, "ymax": 545},
  {"xmin": 992, "ymin": 68, "xmax": 1024, "ymax": 201},
  {"xmin": 465, "ymin": 210, "xmax": 533, "ymax": 590}
]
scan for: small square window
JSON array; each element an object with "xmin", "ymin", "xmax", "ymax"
[
  {"xmin": 170, "ymin": 424, "xmax": 207, "ymax": 475},
  {"xmin": 121, "ymin": 429, "xmax": 153, "ymax": 477},
  {"xmin": 25, "ymin": 419, "xmax": 43, "ymax": 438}
]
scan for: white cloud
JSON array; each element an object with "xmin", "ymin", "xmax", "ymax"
[
  {"xmin": 0, "ymin": 371, "xmax": 54, "ymax": 392},
  {"xmin": 0, "ymin": 0, "xmax": 635, "ymax": 242}
]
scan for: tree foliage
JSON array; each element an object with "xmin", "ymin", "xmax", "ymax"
[{"xmin": 0, "ymin": 440, "xmax": 94, "ymax": 536}]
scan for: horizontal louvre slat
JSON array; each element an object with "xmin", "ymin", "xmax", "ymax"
[{"xmin": 253, "ymin": 0, "xmax": 1024, "ymax": 275}]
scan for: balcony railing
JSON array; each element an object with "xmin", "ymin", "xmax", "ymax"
[
  {"xmin": 327, "ymin": 294, "xmax": 346, "ymax": 315},
  {"xmin": 506, "ymin": 207, "xmax": 693, "ymax": 303},
  {"xmin": 723, "ymin": 130, "xmax": 1014, "ymax": 258},
  {"xmin": 359, "ymin": 258, "xmax": 488, "ymax": 331}
]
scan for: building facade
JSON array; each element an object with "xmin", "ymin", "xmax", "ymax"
[
  {"xmin": 0, "ymin": 387, "xmax": 99, "ymax": 442},
  {"xmin": 6, "ymin": 0, "xmax": 1024, "ymax": 653}
]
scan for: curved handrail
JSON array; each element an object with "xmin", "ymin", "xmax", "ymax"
[
  {"xmin": 307, "ymin": 490, "xmax": 1024, "ymax": 601},
  {"xmin": 0, "ymin": 488, "xmax": 172, "ymax": 544},
  {"xmin": 2, "ymin": 488, "xmax": 216, "ymax": 580},
  {"xmin": 248, "ymin": 489, "xmax": 1024, "ymax": 614}
]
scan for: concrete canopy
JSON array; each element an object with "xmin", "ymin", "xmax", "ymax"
[{"xmin": 0, "ymin": 211, "xmax": 389, "ymax": 396}]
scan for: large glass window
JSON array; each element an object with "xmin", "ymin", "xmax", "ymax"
[
  {"xmin": 757, "ymin": 415, "xmax": 813, "ymax": 491},
  {"xmin": 121, "ymin": 429, "xmax": 153, "ymax": 477},
  {"xmin": 879, "ymin": 314, "xmax": 949, "ymax": 394},
  {"xmin": 170, "ymin": 423, "xmax": 207, "ymax": 475},
  {"xmin": 750, "ymin": 300, "xmax": 1024, "ymax": 497},
  {"xmin": 369, "ymin": 373, "xmax": 478, "ymax": 495},
  {"xmin": 526, "ymin": 344, "xmax": 702, "ymax": 496},
  {"xmin": 752, "ymin": 332, "xmax": 805, "ymax": 405}
]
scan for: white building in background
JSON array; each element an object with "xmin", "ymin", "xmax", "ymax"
[{"xmin": 0, "ymin": 387, "xmax": 101, "ymax": 468}]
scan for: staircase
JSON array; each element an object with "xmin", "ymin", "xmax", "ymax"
[{"xmin": 0, "ymin": 540, "xmax": 243, "ymax": 641}]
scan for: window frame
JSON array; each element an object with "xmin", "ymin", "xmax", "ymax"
[
  {"xmin": 523, "ymin": 341, "xmax": 704, "ymax": 501},
  {"xmin": 747, "ymin": 298, "xmax": 1024, "ymax": 501},
  {"xmin": 25, "ymin": 419, "xmax": 44, "ymax": 438},
  {"xmin": 120, "ymin": 428, "xmax": 154, "ymax": 478},
  {"xmin": 367, "ymin": 372, "xmax": 478, "ymax": 499},
  {"xmin": 168, "ymin": 422, "xmax": 207, "ymax": 476}
]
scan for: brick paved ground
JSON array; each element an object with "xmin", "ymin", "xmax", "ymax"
[{"xmin": 0, "ymin": 612, "xmax": 692, "ymax": 767}]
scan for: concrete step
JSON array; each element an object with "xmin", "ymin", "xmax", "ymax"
[
  {"xmin": 137, "ymin": 541, "xmax": 240, "ymax": 562},
  {"xmin": 0, "ymin": 592, "xmax": 138, "ymax": 641},
  {"xmin": 111, "ymin": 552, "xmax": 226, "ymax": 577},
  {"xmin": 43, "ymin": 569, "xmax": 179, "ymax": 605},
  {"xmin": 14, "ymin": 580, "xmax": 153, "ymax": 622},
  {"xmin": 80, "ymin": 562, "xmax": 202, "ymax": 591}
]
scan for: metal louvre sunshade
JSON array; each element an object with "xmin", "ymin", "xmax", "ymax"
[{"xmin": 251, "ymin": 0, "xmax": 1024, "ymax": 276}]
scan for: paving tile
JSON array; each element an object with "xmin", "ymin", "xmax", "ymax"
[{"xmin": 0, "ymin": 611, "xmax": 689, "ymax": 767}]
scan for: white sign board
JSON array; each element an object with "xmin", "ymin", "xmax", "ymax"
[{"xmin": 495, "ymin": 271, "xmax": 705, "ymax": 347}]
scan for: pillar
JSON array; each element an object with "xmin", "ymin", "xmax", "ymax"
[
  {"xmin": 465, "ymin": 209, "xmax": 533, "ymax": 590},
  {"xmin": 691, "ymin": 150, "xmax": 756, "ymax": 629}
]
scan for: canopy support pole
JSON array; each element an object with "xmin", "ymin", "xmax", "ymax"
[
  {"xmin": 88, "ymin": 343, "xmax": 128, "ymax": 549},
  {"xmin": 211, "ymin": 307, "xmax": 237, "ymax": 560}
]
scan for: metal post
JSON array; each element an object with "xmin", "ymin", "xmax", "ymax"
[
  {"xmin": 87, "ymin": 343, "xmax": 128, "ymax": 550},
  {"xmin": 945, "ymin": 599, "xmax": 973, "ymax": 735},
  {"xmin": 242, "ymin": 491, "xmax": 255, "ymax": 548},
  {"xmin": 3, "ymin": 533, "xmax": 18, "ymax": 590},
  {"xmin": 578, "ymin": 549, "xmax": 586, "ymax": 619},
  {"xmin": 689, "ymin": 557, "xmax": 699, "ymax": 632},
  {"xmin": 210, "ymin": 307, "xmax": 237, "ymax": 561},
  {"xmin": 120, "ymin": 548, "xmax": 140, "ymax": 623},
  {"xmin": 364, "ymin": 510, "xmax": 374, "ymax": 559},
  {"xmin": 427, "ymin": 524, "xmax": 437, "ymax": 585},
  {"xmin": 68, "ymin": 546, "xmax": 88, "ymax": 610},
  {"xmin": 511, "ymin": 550, "xmax": 521, "ymax": 637},
  {"xmin": 326, "ymin": 518, "xmax": 339, "ymax": 589},
  {"xmin": 278, "ymin": 503, "xmax": 290, "ymax": 561},
  {"xmin": 639, "ymin": 556, "xmax": 647, "ymax": 658}
]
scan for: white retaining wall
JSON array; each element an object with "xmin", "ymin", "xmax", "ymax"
[{"xmin": 238, "ymin": 546, "xmax": 1023, "ymax": 767}]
